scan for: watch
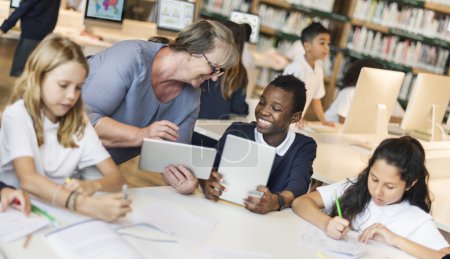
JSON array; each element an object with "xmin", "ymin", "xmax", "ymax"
[{"xmin": 276, "ymin": 193, "xmax": 286, "ymax": 211}]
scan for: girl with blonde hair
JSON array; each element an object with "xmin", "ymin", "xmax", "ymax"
[{"xmin": 0, "ymin": 34, "xmax": 131, "ymax": 221}]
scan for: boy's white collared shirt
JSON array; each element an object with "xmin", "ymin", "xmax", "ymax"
[
  {"xmin": 317, "ymin": 179, "xmax": 449, "ymax": 250},
  {"xmin": 283, "ymin": 54, "xmax": 326, "ymax": 116},
  {"xmin": 254, "ymin": 128, "xmax": 295, "ymax": 156}
]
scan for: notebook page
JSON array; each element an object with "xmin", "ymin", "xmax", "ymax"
[
  {"xmin": 0, "ymin": 209, "xmax": 49, "ymax": 243},
  {"xmin": 203, "ymin": 248, "xmax": 273, "ymax": 259},
  {"xmin": 130, "ymin": 201, "xmax": 219, "ymax": 243},
  {"xmin": 298, "ymin": 222, "xmax": 367, "ymax": 258},
  {"xmin": 46, "ymin": 220, "xmax": 143, "ymax": 259},
  {"xmin": 31, "ymin": 199, "xmax": 91, "ymax": 226}
]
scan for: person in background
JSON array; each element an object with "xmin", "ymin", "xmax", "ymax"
[
  {"xmin": 0, "ymin": 181, "xmax": 30, "ymax": 214},
  {"xmin": 203, "ymin": 75, "xmax": 317, "ymax": 214},
  {"xmin": 82, "ymin": 20, "xmax": 238, "ymax": 194},
  {"xmin": 0, "ymin": 0, "xmax": 61, "ymax": 77},
  {"xmin": 292, "ymin": 136, "xmax": 449, "ymax": 257},
  {"xmin": 283, "ymin": 22, "xmax": 334, "ymax": 127},
  {"xmin": 325, "ymin": 59, "xmax": 404, "ymax": 124},
  {"xmin": 0, "ymin": 35, "xmax": 130, "ymax": 222},
  {"xmin": 198, "ymin": 20, "xmax": 249, "ymax": 120}
]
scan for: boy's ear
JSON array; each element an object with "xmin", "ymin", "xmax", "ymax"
[
  {"xmin": 291, "ymin": 112, "xmax": 302, "ymax": 123},
  {"xmin": 303, "ymin": 41, "xmax": 312, "ymax": 52}
]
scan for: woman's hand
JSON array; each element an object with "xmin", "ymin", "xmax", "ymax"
[
  {"xmin": 163, "ymin": 165, "xmax": 198, "ymax": 194},
  {"xmin": 79, "ymin": 193, "xmax": 132, "ymax": 222},
  {"xmin": 244, "ymin": 186, "xmax": 277, "ymax": 214},
  {"xmin": 358, "ymin": 223, "xmax": 399, "ymax": 245},
  {"xmin": 325, "ymin": 216, "xmax": 350, "ymax": 240},
  {"xmin": 140, "ymin": 120, "xmax": 179, "ymax": 142},
  {"xmin": 203, "ymin": 171, "xmax": 225, "ymax": 201},
  {"xmin": 0, "ymin": 188, "xmax": 31, "ymax": 215},
  {"xmin": 65, "ymin": 179, "xmax": 101, "ymax": 196}
]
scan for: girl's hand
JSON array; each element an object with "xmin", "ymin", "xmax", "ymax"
[
  {"xmin": 65, "ymin": 179, "xmax": 101, "ymax": 196},
  {"xmin": 163, "ymin": 165, "xmax": 198, "ymax": 194},
  {"xmin": 358, "ymin": 223, "xmax": 398, "ymax": 245},
  {"xmin": 203, "ymin": 171, "xmax": 225, "ymax": 201},
  {"xmin": 244, "ymin": 186, "xmax": 276, "ymax": 214},
  {"xmin": 0, "ymin": 188, "xmax": 31, "ymax": 215},
  {"xmin": 79, "ymin": 193, "xmax": 132, "ymax": 222},
  {"xmin": 296, "ymin": 118, "xmax": 307, "ymax": 128},
  {"xmin": 325, "ymin": 216, "xmax": 350, "ymax": 240}
]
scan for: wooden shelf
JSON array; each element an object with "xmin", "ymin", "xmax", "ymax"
[
  {"xmin": 258, "ymin": 0, "xmax": 291, "ymax": 9},
  {"xmin": 351, "ymin": 19, "xmax": 389, "ymax": 34},
  {"xmin": 259, "ymin": 25, "xmax": 276, "ymax": 36},
  {"xmin": 424, "ymin": 2, "xmax": 450, "ymax": 15}
]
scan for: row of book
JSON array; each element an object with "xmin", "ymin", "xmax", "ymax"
[
  {"xmin": 286, "ymin": 0, "xmax": 336, "ymax": 12},
  {"xmin": 347, "ymin": 26, "xmax": 449, "ymax": 74},
  {"xmin": 258, "ymin": 3, "xmax": 330, "ymax": 35},
  {"xmin": 353, "ymin": 0, "xmax": 450, "ymax": 41},
  {"xmin": 202, "ymin": 0, "xmax": 251, "ymax": 16}
]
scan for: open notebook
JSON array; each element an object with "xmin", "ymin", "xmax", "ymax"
[{"xmin": 298, "ymin": 221, "xmax": 367, "ymax": 258}]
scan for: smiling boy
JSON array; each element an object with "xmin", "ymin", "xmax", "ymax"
[{"xmin": 203, "ymin": 75, "xmax": 317, "ymax": 214}]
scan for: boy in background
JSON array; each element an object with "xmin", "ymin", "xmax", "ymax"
[{"xmin": 283, "ymin": 22, "xmax": 333, "ymax": 126}]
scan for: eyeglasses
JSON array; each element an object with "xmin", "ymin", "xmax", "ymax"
[{"xmin": 202, "ymin": 52, "xmax": 225, "ymax": 76}]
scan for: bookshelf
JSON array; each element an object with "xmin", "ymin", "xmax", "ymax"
[{"xmin": 197, "ymin": 0, "xmax": 450, "ymax": 119}]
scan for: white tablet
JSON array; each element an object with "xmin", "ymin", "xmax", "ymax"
[
  {"xmin": 218, "ymin": 135, "xmax": 276, "ymax": 205},
  {"xmin": 139, "ymin": 139, "xmax": 217, "ymax": 180}
]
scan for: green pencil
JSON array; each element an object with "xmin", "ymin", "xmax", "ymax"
[
  {"xmin": 31, "ymin": 204, "xmax": 57, "ymax": 224},
  {"xmin": 335, "ymin": 196, "xmax": 343, "ymax": 218}
]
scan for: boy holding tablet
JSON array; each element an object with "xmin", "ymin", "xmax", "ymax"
[{"xmin": 203, "ymin": 75, "xmax": 317, "ymax": 214}]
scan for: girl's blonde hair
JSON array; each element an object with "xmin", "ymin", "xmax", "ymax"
[{"xmin": 3, "ymin": 34, "xmax": 89, "ymax": 148}]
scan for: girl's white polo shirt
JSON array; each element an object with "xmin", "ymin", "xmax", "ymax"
[
  {"xmin": 317, "ymin": 179, "xmax": 449, "ymax": 250},
  {"xmin": 0, "ymin": 100, "xmax": 110, "ymax": 188}
]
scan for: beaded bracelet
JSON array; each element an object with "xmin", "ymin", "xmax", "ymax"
[
  {"xmin": 65, "ymin": 191, "xmax": 75, "ymax": 209},
  {"xmin": 68, "ymin": 192, "xmax": 79, "ymax": 212}
]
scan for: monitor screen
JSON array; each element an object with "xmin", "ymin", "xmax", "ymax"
[
  {"xmin": 230, "ymin": 11, "xmax": 260, "ymax": 44},
  {"xmin": 157, "ymin": 0, "xmax": 195, "ymax": 32},
  {"xmin": 85, "ymin": 0, "xmax": 125, "ymax": 23},
  {"xmin": 401, "ymin": 73, "xmax": 450, "ymax": 139},
  {"xmin": 342, "ymin": 67, "xmax": 405, "ymax": 134},
  {"xmin": 10, "ymin": 0, "xmax": 21, "ymax": 8}
]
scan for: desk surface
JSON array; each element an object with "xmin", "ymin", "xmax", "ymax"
[
  {"xmin": 1, "ymin": 187, "xmax": 413, "ymax": 259},
  {"xmin": 194, "ymin": 120, "xmax": 450, "ymax": 232}
]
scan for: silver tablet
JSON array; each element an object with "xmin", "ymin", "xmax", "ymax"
[
  {"xmin": 139, "ymin": 138, "xmax": 217, "ymax": 180},
  {"xmin": 218, "ymin": 134, "xmax": 276, "ymax": 205}
]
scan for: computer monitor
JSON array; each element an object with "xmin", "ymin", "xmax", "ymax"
[
  {"xmin": 10, "ymin": 0, "xmax": 21, "ymax": 8},
  {"xmin": 229, "ymin": 11, "xmax": 260, "ymax": 44},
  {"xmin": 156, "ymin": 0, "xmax": 195, "ymax": 32},
  {"xmin": 342, "ymin": 67, "xmax": 405, "ymax": 139},
  {"xmin": 401, "ymin": 73, "xmax": 450, "ymax": 141},
  {"xmin": 83, "ymin": 0, "xmax": 125, "ymax": 32}
]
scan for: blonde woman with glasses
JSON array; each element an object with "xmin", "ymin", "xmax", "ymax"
[{"xmin": 82, "ymin": 20, "xmax": 238, "ymax": 194}]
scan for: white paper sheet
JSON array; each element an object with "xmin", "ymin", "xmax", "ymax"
[
  {"xmin": 46, "ymin": 220, "xmax": 143, "ymax": 259},
  {"xmin": 130, "ymin": 202, "xmax": 219, "ymax": 243},
  {"xmin": 298, "ymin": 222, "xmax": 367, "ymax": 258},
  {"xmin": 0, "ymin": 209, "xmax": 49, "ymax": 243},
  {"xmin": 203, "ymin": 248, "xmax": 273, "ymax": 259}
]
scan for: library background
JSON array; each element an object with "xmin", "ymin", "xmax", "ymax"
[
  {"xmin": 198, "ymin": 0, "xmax": 450, "ymax": 121},
  {"xmin": 1, "ymin": 0, "xmax": 450, "ymax": 121}
]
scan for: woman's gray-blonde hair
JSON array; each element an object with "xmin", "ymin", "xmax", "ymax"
[{"xmin": 169, "ymin": 20, "xmax": 238, "ymax": 69}]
